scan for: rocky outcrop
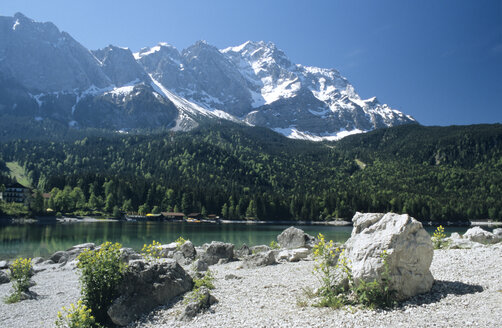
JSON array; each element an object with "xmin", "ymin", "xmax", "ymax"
[
  {"xmin": 172, "ymin": 240, "xmax": 197, "ymax": 265},
  {"xmin": 464, "ymin": 227, "xmax": 501, "ymax": 245},
  {"xmin": 107, "ymin": 260, "xmax": 193, "ymax": 326},
  {"xmin": 234, "ymin": 244, "xmax": 252, "ymax": 258},
  {"xmin": 344, "ymin": 212, "xmax": 434, "ymax": 300},
  {"xmin": 199, "ymin": 242, "xmax": 234, "ymax": 265},
  {"xmin": 277, "ymin": 226, "xmax": 316, "ymax": 249},
  {"xmin": 153, "ymin": 241, "xmax": 197, "ymax": 265},
  {"xmin": 242, "ymin": 250, "xmax": 276, "ymax": 268}
]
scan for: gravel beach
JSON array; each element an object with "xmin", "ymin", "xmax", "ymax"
[{"xmin": 1, "ymin": 245, "xmax": 501, "ymax": 328}]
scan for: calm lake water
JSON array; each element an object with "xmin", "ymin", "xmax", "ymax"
[{"xmin": 0, "ymin": 221, "xmax": 470, "ymax": 260}]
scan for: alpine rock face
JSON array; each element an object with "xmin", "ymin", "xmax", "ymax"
[{"xmin": 0, "ymin": 13, "xmax": 416, "ymax": 140}]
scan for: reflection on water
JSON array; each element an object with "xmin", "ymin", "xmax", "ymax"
[
  {"xmin": 0, "ymin": 221, "xmax": 353, "ymax": 260},
  {"xmin": 0, "ymin": 221, "xmax": 471, "ymax": 260}
]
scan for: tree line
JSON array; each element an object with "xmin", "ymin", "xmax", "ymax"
[{"xmin": 1, "ymin": 122, "xmax": 501, "ymax": 222}]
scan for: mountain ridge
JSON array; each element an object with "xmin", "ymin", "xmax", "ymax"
[{"xmin": 0, "ymin": 13, "xmax": 416, "ymax": 141}]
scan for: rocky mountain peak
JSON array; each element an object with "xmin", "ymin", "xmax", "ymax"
[
  {"xmin": 134, "ymin": 42, "xmax": 181, "ymax": 61},
  {"xmin": 0, "ymin": 13, "xmax": 110, "ymax": 93},
  {"xmin": 93, "ymin": 45, "xmax": 148, "ymax": 86},
  {"xmin": 223, "ymin": 41, "xmax": 292, "ymax": 68},
  {"xmin": 182, "ymin": 40, "xmax": 223, "ymax": 61}
]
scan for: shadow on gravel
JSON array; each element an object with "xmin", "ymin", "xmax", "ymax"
[
  {"xmin": 400, "ymin": 280, "xmax": 484, "ymax": 307},
  {"xmin": 132, "ymin": 294, "xmax": 185, "ymax": 324}
]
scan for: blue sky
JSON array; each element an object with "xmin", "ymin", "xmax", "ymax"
[{"xmin": 1, "ymin": 0, "xmax": 501, "ymax": 126}]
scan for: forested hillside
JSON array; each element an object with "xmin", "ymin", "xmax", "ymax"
[{"xmin": 1, "ymin": 122, "xmax": 501, "ymax": 222}]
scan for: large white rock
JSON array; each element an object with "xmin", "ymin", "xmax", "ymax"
[
  {"xmin": 344, "ymin": 212, "xmax": 434, "ymax": 300},
  {"xmin": 277, "ymin": 227, "xmax": 316, "ymax": 249},
  {"xmin": 276, "ymin": 248, "xmax": 311, "ymax": 262},
  {"xmin": 464, "ymin": 226, "xmax": 500, "ymax": 244},
  {"xmin": 445, "ymin": 236, "xmax": 484, "ymax": 249}
]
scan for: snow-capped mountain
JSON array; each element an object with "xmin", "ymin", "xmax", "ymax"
[
  {"xmin": 0, "ymin": 13, "xmax": 416, "ymax": 140},
  {"xmin": 137, "ymin": 40, "xmax": 415, "ymax": 140}
]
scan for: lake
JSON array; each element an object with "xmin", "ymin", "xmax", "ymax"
[{"xmin": 0, "ymin": 221, "xmax": 470, "ymax": 260}]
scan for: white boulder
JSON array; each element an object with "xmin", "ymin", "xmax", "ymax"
[
  {"xmin": 344, "ymin": 212, "xmax": 434, "ymax": 300},
  {"xmin": 277, "ymin": 227, "xmax": 316, "ymax": 249},
  {"xmin": 276, "ymin": 248, "xmax": 310, "ymax": 262},
  {"xmin": 446, "ymin": 237, "xmax": 484, "ymax": 249},
  {"xmin": 464, "ymin": 227, "xmax": 500, "ymax": 244}
]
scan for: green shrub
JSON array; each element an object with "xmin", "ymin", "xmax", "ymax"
[
  {"xmin": 185, "ymin": 270, "xmax": 215, "ymax": 305},
  {"xmin": 141, "ymin": 240, "xmax": 162, "ymax": 262},
  {"xmin": 193, "ymin": 269, "xmax": 215, "ymax": 290},
  {"xmin": 432, "ymin": 225, "xmax": 447, "ymax": 249},
  {"xmin": 55, "ymin": 300, "xmax": 99, "ymax": 328},
  {"xmin": 351, "ymin": 251, "xmax": 396, "ymax": 309},
  {"xmin": 77, "ymin": 242, "xmax": 126, "ymax": 326},
  {"xmin": 175, "ymin": 236, "xmax": 187, "ymax": 250},
  {"xmin": 5, "ymin": 257, "xmax": 32, "ymax": 303},
  {"xmin": 269, "ymin": 240, "xmax": 280, "ymax": 249},
  {"xmin": 313, "ymin": 234, "xmax": 342, "ymax": 299},
  {"xmin": 311, "ymin": 234, "xmax": 396, "ymax": 309}
]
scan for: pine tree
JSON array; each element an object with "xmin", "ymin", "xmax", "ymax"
[
  {"xmin": 246, "ymin": 199, "xmax": 257, "ymax": 218},
  {"xmin": 221, "ymin": 203, "xmax": 228, "ymax": 219}
]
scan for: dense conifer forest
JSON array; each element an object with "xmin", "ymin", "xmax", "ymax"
[{"xmin": 1, "ymin": 121, "xmax": 501, "ymax": 222}]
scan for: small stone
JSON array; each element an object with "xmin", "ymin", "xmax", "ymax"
[
  {"xmin": 0, "ymin": 271, "xmax": 10, "ymax": 284},
  {"xmin": 32, "ymin": 257, "xmax": 45, "ymax": 264},
  {"xmin": 66, "ymin": 243, "xmax": 95, "ymax": 252},
  {"xmin": 179, "ymin": 287, "xmax": 218, "ymax": 321},
  {"xmin": 250, "ymin": 245, "xmax": 270, "ymax": 253},
  {"xmin": 49, "ymin": 251, "xmax": 69, "ymax": 264},
  {"xmin": 224, "ymin": 274, "xmax": 241, "ymax": 280},
  {"xmin": 243, "ymin": 250, "xmax": 276, "ymax": 268},
  {"xmin": 193, "ymin": 259, "xmax": 208, "ymax": 272},
  {"xmin": 234, "ymin": 244, "xmax": 252, "ymax": 258}
]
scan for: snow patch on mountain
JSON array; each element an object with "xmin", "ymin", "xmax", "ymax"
[
  {"xmin": 12, "ymin": 19, "xmax": 20, "ymax": 30},
  {"xmin": 273, "ymin": 126, "xmax": 365, "ymax": 141},
  {"xmin": 134, "ymin": 42, "xmax": 178, "ymax": 60},
  {"xmin": 149, "ymin": 74, "xmax": 241, "ymax": 130}
]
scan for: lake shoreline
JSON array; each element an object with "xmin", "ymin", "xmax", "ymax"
[
  {"xmin": 0, "ymin": 245, "xmax": 501, "ymax": 328},
  {"xmin": 3, "ymin": 215, "xmax": 499, "ymax": 227}
]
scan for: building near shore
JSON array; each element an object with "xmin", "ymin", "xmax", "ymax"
[
  {"xmin": 161, "ymin": 212, "xmax": 185, "ymax": 221},
  {"xmin": 0, "ymin": 182, "xmax": 31, "ymax": 203}
]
